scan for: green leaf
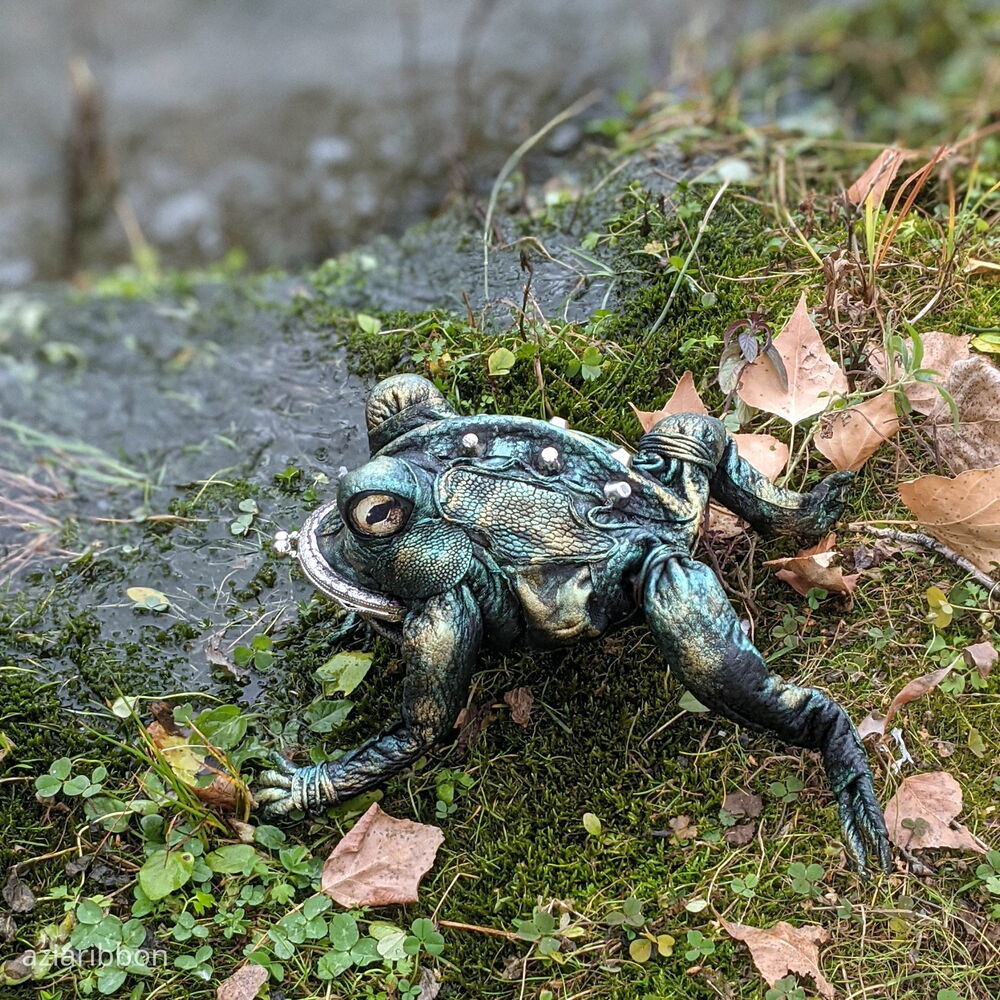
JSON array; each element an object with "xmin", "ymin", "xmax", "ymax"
[
  {"xmin": 317, "ymin": 949, "xmax": 355, "ymax": 979},
  {"xmin": 315, "ymin": 651, "xmax": 374, "ymax": 696},
  {"xmin": 374, "ymin": 928, "xmax": 408, "ymax": 961},
  {"xmin": 679, "ymin": 690, "xmax": 709, "ymax": 713},
  {"xmin": 487, "ymin": 347, "xmax": 517, "ymax": 376},
  {"xmin": 356, "ymin": 313, "xmax": 382, "ymax": 335},
  {"xmin": 305, "ymin": 699, "xmax": 354, "ymax": 733},
  {"xmin": 303, "ymin": 895, "xmax": 332, "ymax": 920},
  {"xmin": 582, "ymin": 812, "xmax": 603, "ymax": 836},
  {"xmin": 50, "ymin": 757, "xmax": 72, "ymax": 780},
  {"xmin": 254, "ymin": 824, "xmax": 287, "ymax": 850},
  {"xmin": 34, "ymin": 773, "xmax": 62, "ymax": 797},
  {"xmin": 328, "ymin": 913, "xmax": 360, "ymax": 952},
  {"xmin": 96, "ymin": 966, "xmax": 127, "ymax": 994},
  {"xmin": 139, "ymin": 849, "xmax": 195, "ymax": 901},
  {"xmin": 205, "ymin": 844, "xmax": 262, "ymax": 875},
  {"xmin": 629, "ymin": 936, "xmax": 652, "ymax": 962},
  {"xmin": 194, "ymin": 705, "xmax": 248, "ymax": 750},
  {"xmin": 77, "ymin": 899, "xmax": 104, "ymax": 924}
]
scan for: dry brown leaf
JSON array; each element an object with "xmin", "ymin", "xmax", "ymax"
[
  {"xmin": 147, "ymin": 720, "xmax": 241, "ymax": 813},
  {"xmin": 884, "ymin": 772, "xmax": 985, "ymax": 853},
  {"xmin": 868, "ymin": 332, "xmax": 971, "ymax": 415},
  {"xmin": 321, "ymin": 803, "xmax": 444, "ymax": 907},
  {"xmin": 898, "ymin": 468, "xmax": 1000, "ymax": 575},
  {"xmin": 723, "ymin": 919, "xmax": 834, "ymax": 999},
  {"xmin": 723, "ymin": 789, "xmax": 763, "ymax": 819},
  {"xmin": 845, "ymin": 147, "xmax": 910, "ymax": 208},
  {"xmin": 925, "ymin": 356, "xmax": 1000, "ymax": 473},
  {"xmin": 706, "ymin": 504, "xmax": 745, "ymax": 540},
  {"xmin": 965, "ymin": 258, "xmax": 1000, "ymax": 277},
  {"xmin": 736, "ymin": 293, "xmax": 848, "ymax": 425},
  {"xmin": 814, "ymin": 392, "xmax": 900, "ymax": 472},
  {"xmin": 764, "ymin": 534, "xmax": 859, "ymax": 597},
  {"xmin": 217, "ymin": 963, "xmax": 268, "ymax": 1000},
  {"xmin": 856, "ymin": 711, "xmax": 887, "ymax": 741},
  {"xmin": 724, "ymin": 823, "xmax": 757, "ymax": 846},
  {"xmin": 733, "ymin": 433, "xmax": 788, "ymax": 480},
  {"xmin": 880, "ymin": 663, "xmax": 954, "ymax": 734},
  {"xmin": 964, "ymin": 641, "xmax": 997, "ymax": 678},
  {"xmin": 669, "ymin": 815, "xmax": 698, "ymax": 839},
  {"xmin": 502, "ymin": 686, "xmax": 533, "ymax": 726},
  {"xmin": 630, "ymin": 371, "xmax": 708, "ymax": 432}
]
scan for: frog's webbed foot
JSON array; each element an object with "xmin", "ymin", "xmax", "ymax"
[{"xmin": 642, "ymin": 553, "xmax": 891, "ymax": 876}]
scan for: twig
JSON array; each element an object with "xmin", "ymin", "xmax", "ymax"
[
  {"xmin": 438, "ymin": 919, "xmax": 520, "ymax": 942},
  {"xmin": 848, "ymin": 522, "xmax": 1000, "ymax": 600}
]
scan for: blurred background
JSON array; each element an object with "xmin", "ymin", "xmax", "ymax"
[
  {"xmin": 1, "ymin": 0, "xmax": 996, "ymax": 286},
  {"xmin": 0, "ymin": 0, "xmax": 832, "ymax": 284}
]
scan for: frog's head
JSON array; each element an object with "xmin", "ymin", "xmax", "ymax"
[{"xmin": 276, "ymin": 374, "xmax": 471, "ymax": 621}]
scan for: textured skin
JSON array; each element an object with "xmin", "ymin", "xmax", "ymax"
[{"xmin": 256, "ymin": 374, "xmax": 891, "ymax": 876}]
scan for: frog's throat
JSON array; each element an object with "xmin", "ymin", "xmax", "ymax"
[{"xmin": 289, "ymin": 499, "xmax": 407, "ymax": 623}]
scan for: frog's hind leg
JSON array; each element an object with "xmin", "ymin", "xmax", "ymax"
[
  {"xmin": 708, "ymin": 434, "xmax": 853, "ymax": 541},
  {"xmin": 635, "ymin": 413, "xmax": 852, "ymax": 541},
  {"xmin": 641, "ymin": 552, "xmax": 890, "ymax": 876}
]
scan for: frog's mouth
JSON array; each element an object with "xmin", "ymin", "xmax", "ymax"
[{"xmin": 273, "ymin": 499, "xmax": 406, "ymax": 623}]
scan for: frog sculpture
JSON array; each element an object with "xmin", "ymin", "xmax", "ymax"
[{"xmin": 257, "ymin": 374, "xmax": 891, "ymax": 876}]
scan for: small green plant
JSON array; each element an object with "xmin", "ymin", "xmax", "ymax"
[
  {"xmin": 230, "ymin": 497, "xmax": 259, "ymax": 535},
  {"xmin": 788, "ymin": 861, "xmax": 825, "ymax": 898},
  {"xmin": 729, "ymin": 874, "xmax": 760, "ymax": 899},
  {"xmin": 34, "ymin": 758, "xmax": 106, "ymax": 799},
  {"xmin": 765, "ymin": 975, "xmax": 808, "ymax": 1000},
  {"xmin": 434, "ymin": 768, "xmax": 474, "ymax": 819},
  {"xmin": 514, "ymin": 906, "xmax": 585, "ymax": 964},
  {"xmin": 234, "ymin": 633, "xmax": 275, "ymax": 670},
  {"xmin": 683, "ymin": 928, "xmax": 715, "ymax": 962},
  {"xmin": 769, "ymin": 775, "xmax": 805, "ymax": 803}
]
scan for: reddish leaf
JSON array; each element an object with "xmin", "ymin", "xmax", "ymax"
[
  {"xmin": 881, "ymin": 663, "xmax": 954, "ymax": 734},
  {"xmin": 733, "ymin": 433, "xmax": 788, "ymax": 480},
  {"xmin": 845, "ymin": 147, "xmax": 911, "ymax": 209},
  {"xmin": 764, "ymin": 534, "xmax": 859, "ymax": 597},
  {"xmin": 813, "ymin": 392, "xmax": 900, "ymax": 472},
  {"xmin": 321, "ymin": 803, "xmax": 444, "ymax": 907},
  {"xmin": 884, "ymin": 772, "xmax": 985, "ymax": 853},
  {"xmin": 217, "ymin": 963, "xmax": 268, "ymax": 1000},
  {"xmin": 723, "ymin": 919, "xmax": 834, "ymax": 998},
  {"xmin": 736, "ymin": 293, "xmax": 848, "ymax": 425},
  {"xmin": 630, "ymin": 371, "xmax": 708, "ymax": 432}
]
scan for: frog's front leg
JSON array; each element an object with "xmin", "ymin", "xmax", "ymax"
[
  {"xmin": 642, "ymin": 552, "xmax": 891, "ymax": 876},
  {"xmin": 255, "ymin": 585, "xmax": 481, "ymax": 817}
]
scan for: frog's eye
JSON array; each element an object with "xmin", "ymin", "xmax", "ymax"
[{"xmin": 348, "ymin": 492, "xmax": 412, "ymax": 537}]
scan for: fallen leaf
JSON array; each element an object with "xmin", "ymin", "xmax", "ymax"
[
  {"xmin": 321, "ymin": 803, "xmax": 444, "ymax": 907},
  {"xmin": 868, "ymin": 332, "xmax": 971, "ymax": 415},
  {"xmin": 965, "ymin": 258, "xmax": 1000, "ymax": 276},
  {"xmin": 724, "ymin": 823, "xmax": 757, "ymax": 846},
  {"xmin": 723, "ymin": 790, "xmax": 763, "ymax": 819},
  {"xmin": 630, "ymin": 371, "xmax": 708, "ymax": 431},
  {"xmin": 898, "ymin": 468, "xmax": 1000, "ymax": 575},
  {"xmin": 217, "ymin": 963, "xmax": 268, "ymax": 1000},
  {"xmin": 925, "ymin": 356, "xmax": 1000, "ymax": 473},
  {"xmin": 964, "ymin": 641, "xmax": 997, "ymax": 679},
  {"xmin": 881, "ymin": 663, "xmax": 954, "ymax": 734},
  {"xmin": 126, "ymin": 585, "xmax": 169, "ymax": 611},
  {"xmin": 502, "ymin": 686, "xmax": 533, "ymax": 726},
  {"xmin": 706, "ymin": 504, "xmax": 746, "ymax": 540},
  {"xmin": 147, "ymin": 718, "xmax": 241, "ymax": 813},
  {"xmin": 733, "ymin": 433, "xmax": 788, "ymax": 480},
  {"xmin": 845, "ymin": 147, "xmax": 910, "ymax": 208},
  {"xmin": 856, "ymin": 711, "xmax": 887, "ymax": 741},
  {"xmin": 737, "ymin": 293, "xmax": 848, "ymax": 425},
  {"xmin": 764, "ymin": 534, "xmax": 859, "ymax": 597},
  {"xmin": 884, "ymin": 772, "xmax": 985, "ymax": 853},
  {"xmin": 813, "ymin": 392, "xmax": 900, "ymax": 472},
  {"xmin": 722, "ymin": 919, "xmax": 834, "ymax": 999},
  {"xmin": 669, "ymin": 815, "xmax": 698, "ymax": 840},
  {"xmin": 416, "ymin": 967, "xmax": 442, "ymax": 999},
  {"xmin": 2, "ymin": 871, "xmax": 34, "ymax": 913}
]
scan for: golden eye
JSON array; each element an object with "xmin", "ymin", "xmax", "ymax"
[{"xmin": 349, "ymin": 492, "xmax": 411, "ymax": 537}]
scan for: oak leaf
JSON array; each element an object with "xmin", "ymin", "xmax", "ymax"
[
  {"xmin": 925, "ymin": 356, "xmax": 1000, "ymax": 473},
  {"xmin": 736, "ymin": 293, "xmax": 848, "ymax": 424},
  {"xmin": 630, "ymin": 371, "xmax": 708, "ymax": 431},
  {"xmin": 217, "ymin": 963, "xmax": 268, "ymax": 1000},
  {"xmin": 845, "ymin": 147, "xmax": 911, "ymax": 209},
  {"xmin": 321, "ymin": 803, "xmax": 444, "ymax": 907},
  {"xmin": 722, "ymin": 919, "xmax": 834, "ymax": 998},
  {"xmin": 898, "ymin": 468, "xmax": 1000, "ymax": 574},
  {"xmin": 733, "ymin": 433, "xmax": 788, "ymax": 480},
  {"xmin": 764, "ymin": 534, "xmax": 859, "ymax": 597},
  {"xmin": 814, "ymin": 392, "xmax": 900, "ymax": 472},
  {"xmin": 868, "ymin": 331, "xmax": 971, "ymax": 415},
  {"xmin": 884, "ymin": 772, "xmax": 985, "ymax": 853}
]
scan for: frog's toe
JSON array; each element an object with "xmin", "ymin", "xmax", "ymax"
[
  {"xmin": 835, "ymin": 771, "xmax": 892, "ymax": 879},
  {"xmin": 253, "ymin": 753, "xmax": 302, "ymax": 817}
]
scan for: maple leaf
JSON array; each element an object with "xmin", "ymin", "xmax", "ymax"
[
  {"xmin": 723, "ymin": 919, "xmax": 835, "ymax": 998},
  {"xmin": 898, "ymin": 468, "xmax": 1000, "ymax": 575},
  {"xmin": 868, "ymin": 331, "xmax": 971, "ymax": 416},
  {"xmin": 321, "ymin": 803, "xmax": 444, "ymax": 907},
  {"xmin": 845, "ymin": 146, "xmax": 911, "ymax": 209},
  {"xmin": 733, "ymin": 433, "xmax": 788, "ymax": 480},
  {"xmin": 630, "ymin": 371, "xmax": 708, "ymax": 432},
  {"xmin": 764, "ymin": 534, "xmax": 859, "ymax": 597},
  {"xmin": 216, "ymin": 963, "xmax": 268, "ymax": 1000},
  {"xmin": 736, "ymin": 293, "xmax": 848, "ymax": 425},
  {"xmin": 813, "ymin": 392, "xmax": 900, "ymax": 472},
  {"xmin": 925, "ymin": 356, "xmax": 1000, "ymax": 473},
  {"xmin": 884, "ymin": 772, "xmax": 985, "ymax": 853}
]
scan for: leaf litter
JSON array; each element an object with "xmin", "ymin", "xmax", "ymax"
[
  {"xmin": 884, "ymin": 772, "xmax": 986, "ymax": 853},
  {"xmin": 722, "ymin": 919, "xmax": 835, "ymax": 999}
]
